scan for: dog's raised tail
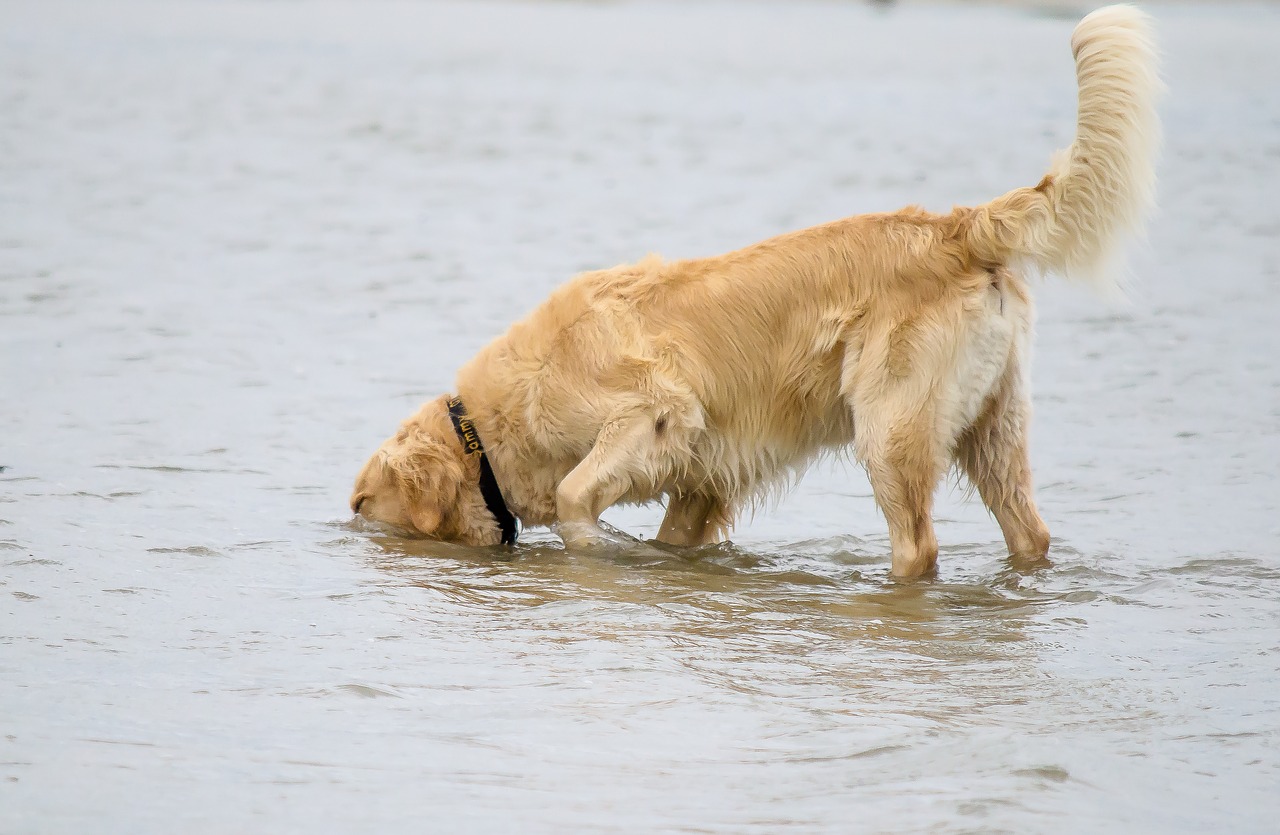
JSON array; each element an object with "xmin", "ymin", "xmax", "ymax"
[{"xmin": 965, "ymin": 4, "xmax": 1160, "ymax": 291}]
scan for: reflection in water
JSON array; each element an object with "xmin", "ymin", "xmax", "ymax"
[
  {"xmin": 360, "ymin": 529, "xmax": 1047, "ymax": 702},
  {"xmin": 344, "ymin": 531, "xmax": 1278, "ymax": 832}
]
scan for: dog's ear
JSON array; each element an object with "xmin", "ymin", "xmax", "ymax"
[
  {"xmin": 386, "ymin": 433, "xmax": 464, "ymax": 536},
  {"xmin": 406, "ymin": 501, "xmax": 444, "ymax": 536}
]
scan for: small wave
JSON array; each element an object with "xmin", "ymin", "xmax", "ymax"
[
  {"xmin": 332, "ymin": 683, "xmax": 402, "ymax": 699},
  {"xmin": 94, "ymin": 464, "xmax": 269, "ymax": 475},
  {"xmin": 146, "ymin": 546, "xmax": 224, "ymax": 558},
  {"xmin": 1162, "ymin": 556, "xmax": 1280, "ymax": 581}
]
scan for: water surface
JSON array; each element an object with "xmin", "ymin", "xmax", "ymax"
[{"xmin": 2, "ymin": 1, "xmax": 1279, "ymax": 831}]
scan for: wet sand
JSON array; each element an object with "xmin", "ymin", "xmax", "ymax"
[{"xmin": 3, "ymin": 0, "xmax": 1279, "ymax": 831}]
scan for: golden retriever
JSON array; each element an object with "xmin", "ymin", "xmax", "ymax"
[{"xmin": 352, "ymin": 5, "xmax": 1159, "ymax": 577}]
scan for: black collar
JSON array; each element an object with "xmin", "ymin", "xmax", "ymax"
[{"xmin": 445, "ymin": 396, "xmax": 518, "ymax": 546}]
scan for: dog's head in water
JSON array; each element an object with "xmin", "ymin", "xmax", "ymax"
[{"xmin": 350, "ymin": 396, "xmax": 502, "ymax": 545}]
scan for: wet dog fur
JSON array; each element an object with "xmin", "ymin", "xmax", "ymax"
[{"xmin": 351, "ymin": 6, "xmax": 1159, "ymax": 577}]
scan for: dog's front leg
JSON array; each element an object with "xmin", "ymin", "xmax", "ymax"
[
  {"xmin": 657, "ymin": 492, "xmax": 728, "ymax": 547},
  {"xmin": 554, "ymin": 415, "xmax": 656, "ymax": 549}
]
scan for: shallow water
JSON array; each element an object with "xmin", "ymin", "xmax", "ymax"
[{"xmin": 3, "ymin": 0, "xmax": 1279, "ymax": 831}]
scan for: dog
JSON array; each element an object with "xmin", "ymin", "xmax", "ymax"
[{"xmin": 351, "ymin": 5, "xmax": 1159, "ymax": 577}]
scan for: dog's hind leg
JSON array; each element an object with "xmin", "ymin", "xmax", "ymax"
[
  {"xmin": 858, "ymin": 415, "xmax": 944, "ymax": 579},
  {"xmin": 555, "ymin": 414, "xmax": 662, "ymax": 548},
  {"xmin": 657, "ymin": 491, "xmax": 729, "ymax": 547},
  {"xmin": 956, "ymin": 377, "xmax": 1051, "ymax": 564},
  {"xmin": 846, "ymin": 328, "xmax": 948, "ymax": 578}
]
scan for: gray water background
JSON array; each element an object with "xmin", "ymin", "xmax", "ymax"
[{"xmin": 2, "ymin": 0, "xmax": 1279, "ymax": 831}]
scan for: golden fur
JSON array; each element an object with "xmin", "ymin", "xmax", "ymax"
[{"xmin": 352, "ymin": 6, "xmax": 1160, "ymax": 577}]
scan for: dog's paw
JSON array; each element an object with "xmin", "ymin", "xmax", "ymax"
[
  {"xmin": 555, "ymin": 520, "xmax": 630, "ymax": 550},
  {"xmin": 556, "ymin": 521, "xmax": 678, "ymax": 566}
]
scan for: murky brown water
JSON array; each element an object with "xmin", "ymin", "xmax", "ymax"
[{"xmin": 3, "ymin": 0, "xmax": 1279, "ymax": 831}]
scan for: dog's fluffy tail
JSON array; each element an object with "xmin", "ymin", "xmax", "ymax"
[{"xmin": 965, "ymin": 4, "xmax": 1160, "ymax": 291}]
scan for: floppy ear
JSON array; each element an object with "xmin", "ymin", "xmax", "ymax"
[
  {"xmin": 406, "ymin": 501, "xmax": 444, "ymax": 535},
  {"xmin": 386, "ymin": 433, "xmax": 464, "ymax": 536}
]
